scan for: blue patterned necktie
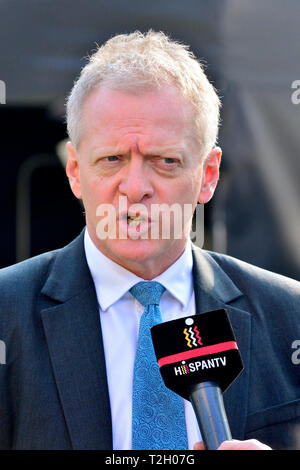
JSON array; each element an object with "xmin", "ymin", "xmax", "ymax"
[{"xmin": 130, "ymin": 281, "xmax": 188, "ymax": 450}]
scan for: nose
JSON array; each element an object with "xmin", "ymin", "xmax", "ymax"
[{"xmin": 118, "ymin": 155, "xmax": 154, "ymax": 203}]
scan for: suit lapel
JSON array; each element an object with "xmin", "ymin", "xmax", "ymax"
[
  {"xmin": 40, "ymin": 232, "xmax": 112, "ymax": 449},
  {"xmin": 192, "ymin": 246, "xmax": 251, "ymax": 440}
]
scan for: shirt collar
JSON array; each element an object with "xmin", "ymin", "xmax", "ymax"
[{"xmin": 84, "ymin": 229, "xmax": 193, "ymax": 311}]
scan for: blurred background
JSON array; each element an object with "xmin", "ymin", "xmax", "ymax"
[{"xmin": 0, "ymin": 0, "xmax": 299, "ymax": 280}]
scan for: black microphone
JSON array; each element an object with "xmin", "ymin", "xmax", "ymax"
[{"xmin": 151, "ymin": 309, "xmax": 244, "ymax": 450}]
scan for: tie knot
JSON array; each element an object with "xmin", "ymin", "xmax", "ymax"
[{"xmin": 129, "ymin": 281, "xmax": 166, "ymax": 307}]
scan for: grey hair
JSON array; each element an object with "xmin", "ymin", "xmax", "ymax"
[{"xmin": 66, "ymin": 30, "xmax": 221, "ymax": 157}]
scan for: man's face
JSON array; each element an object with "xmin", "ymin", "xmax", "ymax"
[{"xmin": 66, "ymin": 85, "xmax": 220, "ymax": 278}]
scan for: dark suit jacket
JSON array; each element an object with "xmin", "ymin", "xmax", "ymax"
[{"xmin": 0, "ymin": 231, "xmax": 299, "ymax": 449}]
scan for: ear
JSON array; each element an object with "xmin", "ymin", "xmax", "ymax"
[
  {"xmin": 65, "ymin": 141, "xmax": 82, "ymax": 199},
  {"xmin": 198, "ymin": 147, "xmax": 222, "ymax": 204}
]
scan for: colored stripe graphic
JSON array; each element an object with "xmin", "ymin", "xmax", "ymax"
[
  {"xmin": 193, "ymin": 326, "xmax": 202, "ymax": 345},
  {"xmin": 157, "ymin": 341, "xmax": 237, "ymax": 367},
  {"xmin": 183, "ymin": 328, "xmax": 192, "ymax": 348}
]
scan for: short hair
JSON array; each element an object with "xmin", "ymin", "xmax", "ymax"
[{"xmin": 66, "ymin": 30, "xmax": 221, "ymax": 157}]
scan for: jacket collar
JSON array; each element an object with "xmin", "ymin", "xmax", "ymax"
[
  {"xmin": 192, "ymin": 245, "xmax": 243, "ymax": 307},
  {"xmin": 42, "ymin": 237, "xmax": 243, "ymax": 306},
  {"xmin": 41, "ymin": 231, "xmax": 92, "ymax": 302}
]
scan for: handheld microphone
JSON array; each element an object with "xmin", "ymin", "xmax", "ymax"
[{"xmin": 151, "ymin": 309, "xmax": 244, "ymax": 450}]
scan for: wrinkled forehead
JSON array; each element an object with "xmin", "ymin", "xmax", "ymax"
[{"xmin": 79, "ymin": 84, "xmax": 199, "ymax": 149}]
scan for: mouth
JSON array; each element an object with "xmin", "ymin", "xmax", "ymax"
[
  {"xmin": 126, "ymin": 214, "xmax": 147, "ymax": 227},
  {"xmin": 116, "ymin": 210, "xmax": 152, "ymax": 239},
  {"xmin": 116, "ymin": 207, "xmax": 156, "ymax": 239}
]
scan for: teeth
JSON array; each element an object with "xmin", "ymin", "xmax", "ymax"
[{"xmin": 127, "ymin": 215, "xmax": 145, "ymax": 226}]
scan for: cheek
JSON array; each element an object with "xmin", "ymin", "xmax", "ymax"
[
  {"xmin": 78, "ymin": 173, "xmax": 100, "ymax": 209},
  {"xmin": 81, "ymin": 174, "xmax": 121, "ymax": 210},
  {"xmin": 173, "ymin": 174, "xmax": 202, "ymax": 203},
  {"xmin": 189, "ymin": 169, "xmax": 203, "ymax": 198}
]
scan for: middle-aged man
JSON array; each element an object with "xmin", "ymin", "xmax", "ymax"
[{"xmin": 0, "ymin": 31, "xmax": 299, "ymax": 451}]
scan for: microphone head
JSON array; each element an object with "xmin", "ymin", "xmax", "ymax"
[{"xmin": 151, "ymin": 309, "xmax": 244, "ymax": 400}]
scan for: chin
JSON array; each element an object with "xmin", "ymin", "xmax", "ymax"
[
  {"xmin": 101, "ymin": 237, "xmax": 186, "ymax": 273},
  {"xmin": 108, "ymin": 238, "xmax": 162, "ymax": 262},
  {"xmin": 99, "ymin": 239, "xmax": 176, "ymax": 268}
]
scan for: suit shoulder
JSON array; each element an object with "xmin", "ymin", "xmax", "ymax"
[
  {"xmin": 0, "ymin": 250, "xmax": 63, "ymax": 335},
  {"xmin": 0, "ymin": 249, "xmax": 59, "ymax": 296},
  {"xmin": 205, "ymin": 249, "xmax": 300, "ymax": 299}
]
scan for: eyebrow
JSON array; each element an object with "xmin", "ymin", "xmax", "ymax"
[
  {"xmin": 144, "ymin": 147, "xmax": 185, "ymax": 157},
  {"xmin": 90, "ymin": 146, "xmax": 185, "ymax": 158}
]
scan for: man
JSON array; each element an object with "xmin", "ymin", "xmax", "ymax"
[{"xmin": 0, "ymin": 31, "xmax": 299, "ymax": 450}]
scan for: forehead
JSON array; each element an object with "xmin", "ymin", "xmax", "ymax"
[{"xmin": 79, "ymin": 85, "xmax": 197, "ymax": 151}]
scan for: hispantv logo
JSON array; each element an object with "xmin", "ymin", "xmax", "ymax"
[{"xmin": 174, "ymin": 356, "xmax": 226, "ymax": 376}]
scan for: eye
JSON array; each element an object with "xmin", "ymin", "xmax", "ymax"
[
  {"xmin": 95, "ymin": 155, "xmax": 123, "ymax": 170},
  {"xmin": 105, "ymin": 156, "xmax": 120, "ymax": 162},
  {"xmin": 154, "ymin": 156, "xmax": 180, "ymax": 170}
]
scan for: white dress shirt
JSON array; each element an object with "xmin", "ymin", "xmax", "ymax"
[{"xmin": 84, "ymin": 229, "xmax": 201, "ymax": 450}]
